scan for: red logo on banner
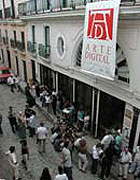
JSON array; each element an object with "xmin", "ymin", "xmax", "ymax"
[{"xmin": 87, "ymin": 9, "xmax": 114, "ymax": 40}]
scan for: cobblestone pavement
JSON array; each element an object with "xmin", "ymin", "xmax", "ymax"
[{"xmin": 0, "ymin": 83, "xmax": 103, "ymax": 180}]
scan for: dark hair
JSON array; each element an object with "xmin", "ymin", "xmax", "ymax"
[
  {"xmin": 40, "ymin": 122, "xmax": 44, "ymax": 127},
  {"xmin": 58, "ymin": 166, "xmax": 63, "ymax": 175},
  {"xmin": 64, "ymin": 141, "xmax": 69, "ymax": 148},
  {"xmin": 40, "ymin": 167, "xmax": 52, "ymax": 180},
  {"xmin": 9, "ymin": 146, "xmax": 15, "ymax": 153}
]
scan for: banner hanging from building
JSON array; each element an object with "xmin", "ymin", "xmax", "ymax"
[{"xmin": 81, "ymin": 0, "xmax": 121, "ymax": 80}]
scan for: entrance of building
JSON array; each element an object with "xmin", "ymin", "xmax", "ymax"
[
  {"xmin": 31, "ymin": 60, "xmax": 36, "ymax": 81},
  {"xmin": 7, "ymin": 50, "xmax": 11, "ymax": 68},
  {"xmin": 58, "ymin": 73, "xmax": 73, "ymax": 102},
  {"xmin": 22, "ymin": 60, "xmax": 27, "ymax": 82},
  {"xmin": 40, "ymin": 64, "xmax": 55, "ymax": 90},
  {"xmin": 98, "ymin": 91, "xmax": 125, "ymax": 138}
]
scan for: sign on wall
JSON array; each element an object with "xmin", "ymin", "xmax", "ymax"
[
  {"xmin": 122, "ymin": 103, "xmax": 134, "ymax": 146},
  {"xmin": 81, "ymin": 0, "xmax": 121, "ymax": 80}
]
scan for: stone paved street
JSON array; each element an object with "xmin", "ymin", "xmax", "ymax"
[{"xmin": 0, "ymin": 83, "xmax": 103, "ymax": 180}]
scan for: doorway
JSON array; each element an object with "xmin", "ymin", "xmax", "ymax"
[
  {"xmin": 7, "ymin": 50, "xmax": 11, "ymax": 68},
  {"xmin": 31, "ymin": 60, "xmax": 36, "ymax": 81},
  {"xmin": 15, "ymin": 56, "xmax": 19, "ymax": 76},
  {"xmin": 98, "ymin": 91, "xmax": 125, "ymax": 138},
  {"xmin": 22, "ymin": 60, "xmax": 27, "ymax": 82}
]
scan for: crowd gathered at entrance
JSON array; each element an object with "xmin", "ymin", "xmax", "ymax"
[{"xmin": 1, "ymin": 79, "xmax": 140, "ymax": 180}]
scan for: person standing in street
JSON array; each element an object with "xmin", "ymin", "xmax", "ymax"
[
  {"xmin": 8, "ymin": 106, "xmax": 18, "ymax": 134},
  {"xmin": 28, "ymin": 111, "xmax": 36, "ymax": 137},
  {"xmin": 91, "ymin": 143, "xmax": 103, "ymax": 175},
  {"xmin": 7, "ymin": 75, "xmax": 14, "ymax": 93},
  {"xmin": 118, "ymin": 147, "xmax": 132, "ymax": 180},
  {"xmin": 100, "ymin": 142, "xmax": 114, "ymax": 180},
  {"xmin": 54, "ymin": 166, "xmax": 68, "ymax": 180},
  {"xmin": 40, "ymin": 167, "xmax": 52, "ymax": 180},
  {"xmin": 20, "ymin": 139, "xmax": 29, "ymax": 170},
  {"xmin": 6, "ymin": 146, "xmax": 21, "ymax": 180},
  {"xmin": 78, "ymin": 138, "xmax": 88, "ymax": 173},
  {"xmin": 36, "ymin": 122, "xmax": 48, "ymax": 153},
  {"xmin": 61, "ymin": 141, "xmax": 73, "ymax": 180},
  {"xmin": 0, "ymin": 113, "xmax": 3, "ymax": 134}
]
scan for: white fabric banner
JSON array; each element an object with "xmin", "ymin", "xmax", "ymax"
[{"xmin": 81, "ymin": 0, "xmax": 121, "ymax": 80}]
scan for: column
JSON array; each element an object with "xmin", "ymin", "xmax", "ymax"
[
  {"xmin": 72, "ymin": 79, "xmax": 75, "ymax": 102},
  {"xmin": 90, "ymin": 88, "xmax": 95, "ymax": 135},
  {"xmin": 95, "ymin": 89, "xmax": 100, "ymax": 137},
  {"xmin": 55, "ymin": 72, "xmax": 58, "ymax": 93}
]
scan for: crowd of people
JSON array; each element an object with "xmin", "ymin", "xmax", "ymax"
[{"xmin": 2, "ymin": 80, "xmax": 140, "ymax": 180}]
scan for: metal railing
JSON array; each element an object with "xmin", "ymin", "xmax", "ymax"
[
  {"xmin": 16, "ymin": 41, "xmax": 25, "ymax": 51},
  {"xmin": 27, "ymin": 41, "xmax": 37, "ymax": 54},
  {"xmin": 38, "ymin": 44, "xmax": 50, "ymax": 58},
  {"xmin": 18, "ymin": 0, "xmax": 136, "ymax": 16},
  {"xmin": 10, "ymin": 39, "xmax": 16, "ymax": 48},
  {"xmin": 3, "ymin": 37, "xmax": 8, "ymax": 44}
]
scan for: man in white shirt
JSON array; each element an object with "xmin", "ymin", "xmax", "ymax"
[
  {"xmin": 101, "ymin": 132, "xmax": 114, "ymax": 150},
  {"xmin": 54, "ymin": 166, "xmax": 68, "ymax": 180},
  {"xmin": 36, "ymin": 122, "xmax": 47, "ymax": 152},
  {"xmin": 6, "ymin": 146, "xmax": 20, "ymax": 180},
  {"xmin": 119, "ymin": 147, "xmax": 132, "ymax": 180},
  {"xmin": 7, "ymin": 76, "xmax": 15, "ymax": 93},
  {"xmin": 61, "ymin": 141, "xmax": 73, "ymax": 180}
]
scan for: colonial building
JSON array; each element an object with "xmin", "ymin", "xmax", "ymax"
[{"xmin": 1, "ymin": 0, "xmax": 140, "ymax": 149}]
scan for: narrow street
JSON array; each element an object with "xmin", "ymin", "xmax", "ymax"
[{"xmin": 0, "ymin": 83, "xmax": 98, "ymax": 180}]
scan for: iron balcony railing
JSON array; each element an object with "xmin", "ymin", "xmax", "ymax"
[
  {"xmin": 10, "ymin": 39, "xmax": 17, "ymax": 49},
  {"xmin": 18, "ymin": 0, "xmax": 136, "ymax": 16},
  {"xmin": 27, "ymin": 41, "xmax": 37, "ymax": 54},
  {"xmin": 17, "ymin": 41, "xmax": 25, "ymax": 52},
  {"xmin": 3, "ymin": 37, "xmax": 8, "ymax": 45},
  {"xmin": 38, "ymin": 44, "xmax": 50, "ymax": 58}
]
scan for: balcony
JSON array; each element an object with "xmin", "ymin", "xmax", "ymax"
[
  {"xmin": 17, "ymin": 41, "xmax": 25, "ymax": 52},
  {"xmin": 3, "ymin": 37, "xmax": 8, "ymax": 45},
  {"xmin": 38, "ymin": 44, "xmax": 50, "ymax": 59},
  {"xmin": 27, "ymin": 41, "xmax": 37, "ymax": 54},
  {"xmin": 10, "ymin": 39, "xmax": 16, "ymax": 49},
  {"xmin": 18, "ymin": 0, "xmax": 137, "ymax": 16}
]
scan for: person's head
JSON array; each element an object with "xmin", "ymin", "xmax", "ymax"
[
  {"xmin": 9, "ymin": 146, "xmax": 15, "ymax": 153},
  {"xmin": 22, "ymin": 139, "xmax": 27, "ymax": 146},
  {"xmin": 58, "ymin": 166, "xmax": 63, "ymax": 175},
  {"xmin": 64, "ymin": 141, "xmax": 69, "ymax": 148},
  {"xmin": 9, "ymin": 106, "xmax": 13, "ymax": 110},
  {"xmin": 124, "ymin": 147, "xmax": 129, "ymax": 153},
  {"xmin": 117, "ymin": 129, "xmax": 121, "ymax": 135},
  {"xmin": 96, "ymin": 143, "xmax": 101, "ymax": 148},
  {"xmin": 41, "ymin": 167, "xmax": 51, "ymax": 180},
  {"xmin": 40, "ymin": 122, "xmax": 44, "ymax": 127}
]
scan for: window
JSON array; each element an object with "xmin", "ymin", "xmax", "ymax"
[
  {"xmin": 32, "ymin": 25, "xmax": 35, "ymax": 43},
  {"xmin": 57, "ymin": 37, "xmax": 64, "ymax": 56},
  {"xmin": 13, "ymin": 31, "xmax": 16, "ymax": 44},
  {"xmin": 44, "ymin": 26, "xmax": 50, "ymax": 47},
  {"xmin": 21, "ymin": 31, "xmax": 25, "ymax": 49}
]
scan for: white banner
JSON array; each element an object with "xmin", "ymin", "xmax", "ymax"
[{"xmin": 81, "ymin": 0, "xmax": 121, "ymax": 80}]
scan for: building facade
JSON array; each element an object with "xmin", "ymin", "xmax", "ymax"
[{"xmin": 1, "ymin": 0, "xmax": 140, "ymax": 149}]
